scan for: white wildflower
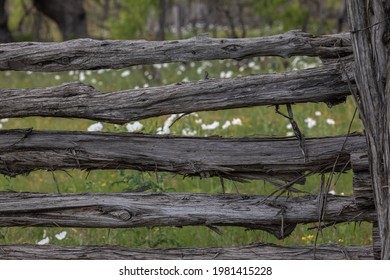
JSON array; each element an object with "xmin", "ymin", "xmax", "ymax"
[
  {"xmin": 0, "ymin": 123, "xmax": 3, "ymax": 129},
  {"xmin": 86, "ymin": 70, "xmax": 92, "ymax": 76},
  {"xmin": 126, "ymin": 121, "xmax": 143, "ymax": 132},
  {"xmin": 157, "ymin": 126, "xmax": 170, "ymax": 135},
  {"xmin": 55, "ymin": 231, "xmax": 67, "ymax": 240},
  {"xmin": 239, "ymin": 66, "xmax": 245, "ymax": 72},
  {"xmin": 97, "ymin": 69, "xmax": 105, "ymax": 74},
  {"xmin": 91, "ymin": 78, "xmax": 97, "ymax": 84},
  {"xmin": 195, "ymin": 119, "xmax": 203, "ymax": 124},
  {"xmin": 0, "ymin": 118, "xmax": 8, "ymax": 123},
  {"xmin": 225, "ymin": 70, "xmax": 233, "ymax": 78},
  {"xmin": 328, "ymin": 189, "xmax": 336, "ymax": 195},
  {"xmin": 201, "ymin": 121, "xmax": 219, "ymax": 130},
  {"xmin": 326, "ymin": 118, "xmax": 336, "ymax": 125},
  {"xmin": 222, "ymin": 120, "xmax": 231, "ymax": 129},
  {"xmin": 304, "ymin": 117, "xmax": 316, "ymax": 128},
  {"xmin": 68, "ymin": 70, "xmax": 75, "ymax": 76},
  {"xmin": 26, "ymin": 71, "xmax": 32, "ymax": 75},
  {"xmin": 232, "ymin": 118, "xmax": 242, "ymax": 126},
  {"xmin": 54, "ymin": 75, "xmax": 61, "ymax": 80},
  {"xmin": 143, "ymin": 83, "xmax": 149, "ymax": 88},
  {"xmin": 79, "ymin": 71, "xmax": 85, "ymax": 82},
  {"xmin": 248, "ymin": 61, "xmax": 256, "ymax": 68},
  {"xmin": 286, "ymin": 131, "xmax": 294, "ymax": 137},
  {"xmin": 315, "ymin": 111, "xmax": 322, "ymax": 116},
  {"xmin": 37, "ymin": 237, "xmax": 50, "ymax": 245},
  {"xmin": 87, "ymin": 122, "xmax": 103, "ymax": 132},
  {"xmin": 153, "ymin": 64, "xmax": 162, "ymax": 69},
  {"xmin": 220, "ymin": 71, "xmax": 226, "ymax": 78},
  {"xmin": 182, "ymin": 128, "xmax": 197, "ymax": 136},
  {"xmin": 121, "ymin": 70, "xmax": 131, "ymax": 77},
  {"xmin": 286, "ymin": 123, "xmax": 292, "ymax": 129}
]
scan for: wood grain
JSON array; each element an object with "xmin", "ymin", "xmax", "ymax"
[{"xmin": 0, "ymin": 31, "xmax": 351, "ymax": 71}]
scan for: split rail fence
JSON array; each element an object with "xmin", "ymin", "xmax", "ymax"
[{"xmin": 0, "ymin": 30, "xmax": 378, "ymax": 259}]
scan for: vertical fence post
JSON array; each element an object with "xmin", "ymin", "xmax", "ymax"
[{"xmin": 347, "ymin": 0, "xmax": 390, "ymax": 259}]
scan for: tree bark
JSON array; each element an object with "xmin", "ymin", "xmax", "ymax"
[
  {"xmin": 0, "ymin": 244, "xmax": 374, "ymax": 260},
  {"xmin": 0, "ymin": 31, "xmax": 351, "ymax": 71},
  {"xmin": 347, "ymin": 1, "xmax": 390, "ymax": 259},
  {"xmin": 32, "ymin": 0, "xmax": 88, "ymax": 40}
]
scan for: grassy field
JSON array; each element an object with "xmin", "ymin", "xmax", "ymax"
[{"xmin": 0, "ymin": 54, "xmax": 372, "ymax": 249}]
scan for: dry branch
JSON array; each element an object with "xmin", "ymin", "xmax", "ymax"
[
  {"xmin": 0, "ymin": 243, "xmax": 373, "ymax": 260},
  {"xmin": 0, "ymin": 31, "xmax": 351, "ymax": 72},
  {"xmin": 0, "ymin": 63, "xmax": 354, "ymax": 123},
  {"xmin": 0, "ymin": 130, "xmax": 366, "ymax": 182},
  {"xmin": 0, "ymin": 192, "xmax": 376, "ymax": 239}
]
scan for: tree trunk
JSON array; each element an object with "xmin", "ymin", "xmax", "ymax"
[
  {"xmin": 32, "ymin": 0, "xmax": 88, "ymax": 40},
  {"xmin": 347, "ymin": 1, "xmax": 390, "ymax": 259},
  {"xmin": 0, "ymin": 0, "xmax": 12, "ymax": 42}
]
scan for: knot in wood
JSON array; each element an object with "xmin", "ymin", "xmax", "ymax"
[
  {"xmin": 222, "ymin": 44, "xmax": 243, "ymax": 52},
  {"xmin": 108, "ymin": 209, "xmax": 132, "ymax": 221}
]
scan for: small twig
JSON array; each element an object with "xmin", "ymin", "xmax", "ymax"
[
  {"xmin": 8, "ymin": 128, "xmax": 33, "ymax": 148},
  {"xmin": 276, "ymin": 104, "xmax": 306, "ymax": 161},
  {"xmin": 351, "ymin": 16, "xmax": 390, "ymax": 33},
  {"xmin": 169, "ymin": 113, "xmax": 189, "ymax": 128},
  {"xmin": 220, "ymin": 176, "xmax": 226, "ymax": 194},
  {"xmin": 51, "ymin": 171, "xmax": 61, "ymax": 194}
]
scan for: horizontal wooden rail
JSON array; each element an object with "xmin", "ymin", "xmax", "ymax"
[
  {"xmin": 0, "ymin": 243, "xmax": 373, "ymax": 260},
  {"xmin": 0, "ymin": 192, "xmax": 376, "ymax": 239},
  {"xmin": 0, "ymin": 63, "xmax": 354, "ymax": 124},
  {"xmin": 0, "ymin": 130, "xmax": 366, "ymax": 182},
  {"xmin": 0, "ymin": 31, "xmax": 351, "ymax": 72}
]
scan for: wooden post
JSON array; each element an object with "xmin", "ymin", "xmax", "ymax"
[{"xmin": 347, "ymin": 1, "xmax": 390, "ymax": 259}]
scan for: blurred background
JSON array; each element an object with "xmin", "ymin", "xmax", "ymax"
[{"xmin": 0, "ymin": 0, "xmax": 348, "ymax": 42}]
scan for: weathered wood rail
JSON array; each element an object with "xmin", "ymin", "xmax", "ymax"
[
  {"xmin": 0, "ymin": 62, "xmax": 353, "ymax": 123},
  {"xmin": 0, "ymin": 24, "xmax": 379, "ymax": 259},
  {"xmin": 0, "ymin": 31, "xmax": 351, "ymax": 72},
  {"xmin": 0, "ymin": 244, "xmax": 374, "ymax": 260},
  {"xmin": 0, "ymin": 130, "xmax": 366, "ymax": 182},
  {"xmin": 0, "ymin": 192, "xmax": 376, "ymax": 239}
]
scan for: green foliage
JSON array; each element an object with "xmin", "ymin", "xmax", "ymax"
[
  {"xmin": 109, "ymin": 0, "xmax": 159, "ymax": 39},
  {"xmin": 254, "ymin": 0, "xmax": 308, "ymax": 32}
]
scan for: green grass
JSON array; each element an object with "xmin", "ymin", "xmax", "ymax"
[{"xmin": 0, "ymin": 55, "xmax": 372, "ymax": 249}]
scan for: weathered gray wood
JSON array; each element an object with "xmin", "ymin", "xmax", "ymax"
[
  {"xmin": 352, "ymin": 171, "xmax": 374, "ymax": 208},
  {"xmin": 0, "ymin": 31, "xmax": 351, "ymax": 72},
  {"xmin": 0, "ymin": 130, "xmax": 366, "ymax": 182},
  {"xmin": 347, "ymin": 1, "xmax": 390, "ymax": 259},
  {"xmin": 351, "ymin": 152, "xmax": 373, "ymax": 208},
  {"xmin": 0, "ymin": 243, "xmax": 373, "ymax": 260},
  {"xmin": 0, "ymin": 192, "xmax": 376, "ymax": 239},
  {"xmin": 0, "ymin": 63, "xmax": 354, "ymax": 124}
]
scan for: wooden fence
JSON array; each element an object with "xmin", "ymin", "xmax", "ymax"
[{"xmin": 0, "ymin": 29, "xmax": 377, "ymax": 259}]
